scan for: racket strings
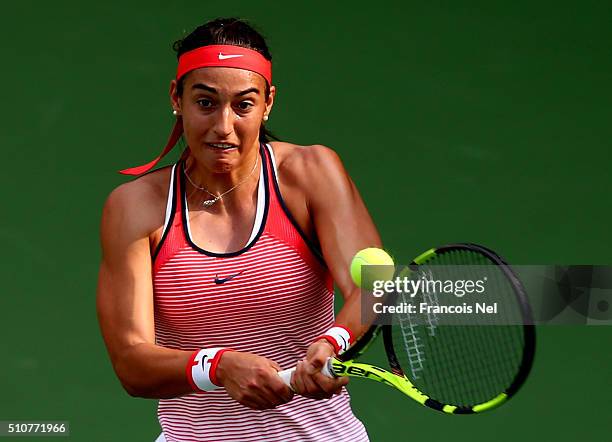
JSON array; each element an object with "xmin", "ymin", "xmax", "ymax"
[
  {"xmin": 391, "ymin": 249, "xmax": 526, "ymax": 407},
  {"xmin": 397, "ymin": 291, "xmax": 426, "ymax": 379},
  {"xmin": 461, "ymin": 252, "xmax": 517, "ymax": 399},
  {"xmin": 435, "ymin": 251, "xmax": 505, "ymax": 402},
  {"xmin": 487, "ymin": 261, "xmax": 525, "ymax": 385},
  {"xmin": 426, "ymin": 253, "xmax": 482, "ymax": 402}
]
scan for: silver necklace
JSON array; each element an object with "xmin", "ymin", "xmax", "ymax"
[{"xmin": 184, "ymin": 155, "xmax": 259, "ymax": 207}]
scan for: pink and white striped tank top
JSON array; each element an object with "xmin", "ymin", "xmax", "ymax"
[{"xmin": 152, "ymin": 144, "xmax": 369, "ymax": 442}]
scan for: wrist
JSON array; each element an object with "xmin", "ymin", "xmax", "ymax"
[
  {"xmin": 186, "ymin": 348, "xmax": 235, "ymax": 393},
  {"xmin": 214, "ymin": 350, "xmax": 236, "ymax": 387},
  {"xmin": 315, "ymin": 338, "xmax": 337, "ymax": 354},
  {"xmin": 314, "ymin": 325, "xmax": 354, "ymax": 355}
]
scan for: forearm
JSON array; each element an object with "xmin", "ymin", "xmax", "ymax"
[
  {"xmin": 113, "ymin": 342, "xmax": 196, "ymax": 399},
  {"xmin": 333, "ymin": 287, "xmax": 370, "ymax": 343}
]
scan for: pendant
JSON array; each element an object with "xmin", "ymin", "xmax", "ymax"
[{"xmin": 202, "ymin": 198, "xmax": 218, "ymax": 207}]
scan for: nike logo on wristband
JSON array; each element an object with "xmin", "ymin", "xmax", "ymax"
[
  {"xmin": 338, "ymin": 335, "xmax": 349, "ymax": 351},
  {"xmin": 218, "ymin": 53, "xmax": 244, "ymax": 60},
  {"xmin": 214, "ymin": 270, "xmax": 244, "ymax": 284}
]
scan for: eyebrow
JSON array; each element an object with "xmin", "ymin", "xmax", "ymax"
[{"xmin": 191, "ymin": 83, "xmax": 261, "ymax": 96}]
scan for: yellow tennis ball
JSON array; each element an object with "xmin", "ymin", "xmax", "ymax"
[{"xmin": 350, "ymin": 248, "xmax": 395, "ymax": 288}]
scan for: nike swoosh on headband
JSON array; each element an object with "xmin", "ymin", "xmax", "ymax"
[{"xmin": 218, "ymin": 53, "xmax": 244, "ymax": 60}]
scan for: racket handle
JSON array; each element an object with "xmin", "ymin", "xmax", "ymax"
[
  {"xmin": 277, "ymin": 357, "xmax": 337, "ymax": 388},
  {"xmin": 320, "ymin": 357, "xmax": 336, "ymax": 378},
  {"xmin": 278, "ymin": 367, "xmax": 295, "ymax": 387}
]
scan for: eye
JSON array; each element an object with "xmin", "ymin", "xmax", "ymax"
[
  {"xmin": 197, "ymin": 98, "xmax": 213, "ymax": 108},
  {"xmin": 237, "ymin": 101, "xmax": 254, "ymax": 111}
]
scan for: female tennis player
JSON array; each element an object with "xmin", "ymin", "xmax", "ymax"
[{"xmin": 97, "ymin": 18, "xmax": 381, "ymax": 442}]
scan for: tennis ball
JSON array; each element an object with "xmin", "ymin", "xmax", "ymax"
[{"xmin": 350, "ymin": 248, "xmax": 395, "ymax": 288}]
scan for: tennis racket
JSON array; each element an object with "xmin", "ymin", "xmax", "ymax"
[{"xmin": 278, "ymin": 243, "xmax": 536, "ymax": 414}]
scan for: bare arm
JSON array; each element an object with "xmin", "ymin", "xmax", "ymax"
[
  {"xmin": 296, "ymin": 145, "xmax": 382, "ymax": 336},
  {"xmin": 309, "ymin": 148, "xmax": 381, "ymax": 336},
  {"xmin": 283, "ymin": 145, "xmax": 382, "ymax": 397},
  {"xmin": 97, "ymin": 180, "xmax": 292, "ymax": 407},
  {"xmin": 96, "ymin": 183, "xmax": 195, "ymax": 398}
]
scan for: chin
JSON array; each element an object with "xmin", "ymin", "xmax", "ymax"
[{"xmin": 189, "ymin": 149, "xmax": 236, "ymax": 172}]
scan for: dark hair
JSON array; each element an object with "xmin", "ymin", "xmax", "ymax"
[{"xmin": 173, "ymin": 18, "xmax": 277, "ymax": 143}]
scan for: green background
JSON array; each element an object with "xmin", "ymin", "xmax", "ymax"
[{"xmin": 1, "ymin": 1, "xmax": 610, "ymax": 440}]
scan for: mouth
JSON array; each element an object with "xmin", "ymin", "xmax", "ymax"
[{"xmin": 206, "ymin": 142, "xmax": 238, "ymax": 151}]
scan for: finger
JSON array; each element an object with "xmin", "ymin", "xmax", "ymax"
[
  {"xmin": 310, "ymin": 371, "xmax": 347, "ymax": 396},
  {"xmin": 292, "ymin": 360, "xmax": 308, "ymax": 395},
  {"xmin": 241, "ymin": 399, "xmax": 266, "ymax": 410},
  {"xmin": 295, "ymin": 360, "xmax": 322, "ymax": 398},
  {"xmin": 332, "ymin": 375, "xmax": 349, "ymax": 387},
  {"xmin": 332, "ymin": 378, "xmax": 348, "ymax": 396},
  {"xmin": 304, "ymin": 358, "xmax": 327, "ymax": 376},
  {"xmin": 240, "ymin": 391, "xmax": 276, "ymax": 410},
  {"xmin": 284, "ymin": 388, "xmax": 295, "ymax": 402},
  {"xmin": 269, "ymin": 360, "xmax": 282, "ymax": 372},
  {"xmin": 244, "ymin": 373, "xmax": 286, "ymax": 409},
  {"xmin": 307, "ymin": 355, "xmax": 325, "ymax": 371},
  {"xmin": 301, "ymin": 366, "xmax": 331, "ymax": 399},
  {"xmin": 305, "ymin": 348, "xmax": 331, "ymax": 371},
  {"xmin": 261, "ymin": 388, "xmax": 289, "ymax": 409},
  {"xmin": 261, "ymin": 390, "xmax": 289, "ymax": 408},
  {"xmin": 267, "ymin": 376, "xmax": 294, "ymax": 403}
]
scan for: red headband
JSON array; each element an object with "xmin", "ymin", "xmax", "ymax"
[
  {"xmin": 119, "ymin": 45, "xmax": 272, "ymax": 176},
  {"xmin": 177, "ymin": 45, "xmax": 271, "ymax": 84}
]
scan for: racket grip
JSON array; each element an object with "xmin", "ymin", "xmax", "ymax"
[
  {"xmin": 277, "ymin": 357, "xmax": 337, "ymax": 388},
  {"xmin": 320, "ymin": 357, "xmax": 336, "ymax": 378},
  {"xmin": 278, "ymin": 367, "xmax": 295, "ymax": 387}
]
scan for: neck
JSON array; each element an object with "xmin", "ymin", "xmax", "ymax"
[{"xmin": 183, "ymin": 147, "xmax": 260, "ymax": 204}]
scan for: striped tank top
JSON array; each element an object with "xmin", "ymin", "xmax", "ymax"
[{"xmin": 153, "ymin": 144, "xmax": 369, "ymax": 442}]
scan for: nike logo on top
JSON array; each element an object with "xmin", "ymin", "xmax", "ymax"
[
  {"xmin": 214, "ymin": 270, "xmax": 245, "ymax": 284},
  {"xmin": 218, "ymin": 53, "xmax": 244, "ymax": 60}
]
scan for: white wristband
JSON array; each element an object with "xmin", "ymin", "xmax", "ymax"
[
  {"xmin": 189, "ymin": 348, "xmax": 227, "ymax": 392},
  {"xmin": 317, "ymin": 326, "xmax": 353, "ymax": 354}
]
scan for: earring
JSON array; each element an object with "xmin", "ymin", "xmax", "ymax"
[
  {"xmin": 173, "ymin": 110, "xmax": 178, "ymax": 116},
  {"xmin": 263, "ymin": 115, "xmax": 269, "ymax": 122}
]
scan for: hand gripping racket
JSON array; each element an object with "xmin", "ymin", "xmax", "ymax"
[{"xmin": 279, "ymin": 243, "xmax": 536, "ymax": 414}]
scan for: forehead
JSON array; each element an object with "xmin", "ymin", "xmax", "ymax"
[{"xmin": 182, "ymin": 67, "xmax": 266, "ymax": 94}]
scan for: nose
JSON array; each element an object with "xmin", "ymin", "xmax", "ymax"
[{"xmin": 212, "ymin": 105, "xmax": 234, "ymax": 138}]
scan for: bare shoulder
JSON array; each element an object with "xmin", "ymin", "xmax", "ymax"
[
  {"xmin": 269, "ymin": 141, "xmax": 347, "ymax": 187},
  {"xmin": 101, "ymin": 166, "xmax": 173, "ymax": 241}
]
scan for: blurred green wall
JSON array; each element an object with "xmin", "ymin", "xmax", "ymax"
[{"xmin": 0, "ymin": 1, "xmax": 610, "ymax": 440}]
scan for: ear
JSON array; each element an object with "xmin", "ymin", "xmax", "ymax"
[
  {"xmin": 169, "ymin": 79, "xmax": 181, "ymax": 114},
  {"xmin": 264, "ymin": 85, "xmax": 276, "ymax": 118}
]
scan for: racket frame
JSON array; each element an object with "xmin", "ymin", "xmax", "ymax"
[{"xmin": 327, "ymin": 243, "xmax": 536, "ymax": 414}]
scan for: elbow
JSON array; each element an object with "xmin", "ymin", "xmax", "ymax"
[
  {"xmin": 116, "ymin": 369, "xmax": 147, "ymax": 398},
  {"xmin": 113, "ymin": 357, "xmax": 152, "ymax": 398},
  {"xmin": 120, "ymin": 379, "xmax": 145, "ymax": 398},
  {"xmin": 123, "ymin": 384, "xmax": 140, "ymax": 398},
  {"xmin": 116, "ymin": 367, "xmax": 160, "ymax": 398},
  {"xmin": 109, "ymin": 345, "xmax": 177, "ymax": 399},
  {"xmin": 120, "ymin": 379, "xmax": 177, "ymax": 399},
  {"xmin": 116, "ymin": 366, "xmax": 167, "ymax": 399},
  {"xmin": 118, "ymin": 376, "xmax": 160, "ymax": 399}
]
